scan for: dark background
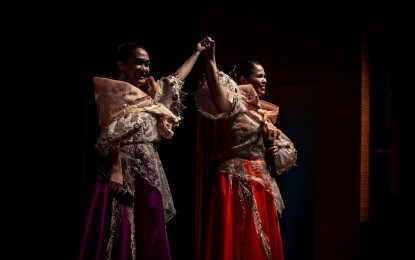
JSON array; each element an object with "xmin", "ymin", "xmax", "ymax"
[{"xmin": 25, "ymin": 1, "xmax": 412, "ymax": 259}]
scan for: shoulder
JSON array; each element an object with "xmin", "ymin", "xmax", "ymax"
[{"xmin": 260, "ymin": 100, "xmax": 279, "ymax": 113}]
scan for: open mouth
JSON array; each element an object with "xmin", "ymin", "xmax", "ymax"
[{"xmin": 135, "ymin": 73, "xmax": 147, "ymax": 80}]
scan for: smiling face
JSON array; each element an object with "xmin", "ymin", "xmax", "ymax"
[
  {"xmin": 118, "ymin": 47, "xmax": 150, "ymax": 88},
  {"xmin": 240, "ymin": 64, "xmax": 267, "ymax": 97}
]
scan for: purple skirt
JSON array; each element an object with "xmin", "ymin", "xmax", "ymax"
[{"xmin": 76, "ymin": 173, "xmax": 171, "ymax": 260}]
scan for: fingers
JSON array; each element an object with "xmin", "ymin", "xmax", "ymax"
[
  {"xmin": 273, "ymin": 149, "xmax": 279, "ymax": 157},
  {"xmin": 201, "ymin": 36, "xmax": 215, "ymax": 49},
  {"xmin": 109, "ymin": 181, "xmax": 123, "ymax": 194},
  {"xmin": 147, "ymin": 77, "xmax": 157, "ymax": 90},
  {"xmin": 267, "ymin": 146, "xmax": 279, "ymax": 158},
  {"xmin": 146, "ymin": 76, "xmax": 155, "ymax": 85}
]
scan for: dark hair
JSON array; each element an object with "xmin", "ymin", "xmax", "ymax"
[
  {"xmin": 230, "ymin": 59, "xmax": 262, "ymax": 84},
  {"xmin": 116, "ymin": 43, "xmax": 147, "ymax": 62}
]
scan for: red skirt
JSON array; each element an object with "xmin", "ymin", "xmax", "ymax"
[{"xmin": 203, "ymin": 158, "xmax": 284, "ymax": 260}]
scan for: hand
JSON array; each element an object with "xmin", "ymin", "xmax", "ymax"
[
  {"xmin": 109, "ymin": 165, "xmax": 124, "ymax": 195},
  {"xmin": 200, "ymin": 36, "xmax": 215, "ymax": 58},
  {"xmin": 266, "ymin": 143, "xmax": 280, "ymax": 160},
  {"xmin": 145, "ymin": 76, "xmax": 158, "ymax": 98},
  {"xmin": 197, "ymin": 36, "xmax": 214, "ymax": 52},
  {"xmin": 196, "ymin": 40, "xmax": 205, "ymax": 52}
]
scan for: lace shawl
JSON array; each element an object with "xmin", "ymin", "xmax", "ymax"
[
  {"xmin": 194, "ymin": 71, "xmax": 297, "ymax": 175},
  {"xmin": 94, "ymin": 75, "xmax": 185, "ymax": 156}
]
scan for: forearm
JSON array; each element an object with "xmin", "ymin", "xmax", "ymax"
[
  {"xmin": 205, "ymin": 59, "xmax": 232, "ymax": 112},
  {"xmin": 108, "ymin": 146, "xmax": 122, "ymax": 176},
  {"xmin": 175, "ymin": 50, "xmax": 201, "ymax": 81},
  {"xmin": 107, "ymin": 146, "xmax": 124, "ymax": 193}
]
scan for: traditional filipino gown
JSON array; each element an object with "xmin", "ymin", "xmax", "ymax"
[
  {"xmin": 77, "ymin": 75, "xmax": 186, "ymax": 260},
  {"xmin": 194, "ymin": 71, "xmax": 297, "ymax": 260}
]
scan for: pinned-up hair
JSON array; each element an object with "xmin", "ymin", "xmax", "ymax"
[
  {"xmin": 229, "ymin": 59, "xmax": 262, "ymax": 84},
  {"xmin": 116, "ymin": 43, "xmax": 147, "ymax": 62}
]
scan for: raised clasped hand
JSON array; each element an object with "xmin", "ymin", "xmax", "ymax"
[{"xmin": 201, "ymin": 36, "xmax": 214, "ymax": 50}]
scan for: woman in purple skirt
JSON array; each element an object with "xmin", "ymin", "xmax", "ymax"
[{"xmin": 77, "ymin": 38, "xmax": 208, "ymax": 260}]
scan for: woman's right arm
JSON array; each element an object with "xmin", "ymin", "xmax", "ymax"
[
  {"xmin": 108, "ymin": 146, "xmax": 123, "ymax": 194},
  {"xmin": 203, "ymin": 37, "xmax": 232, "ymax": 113}
]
